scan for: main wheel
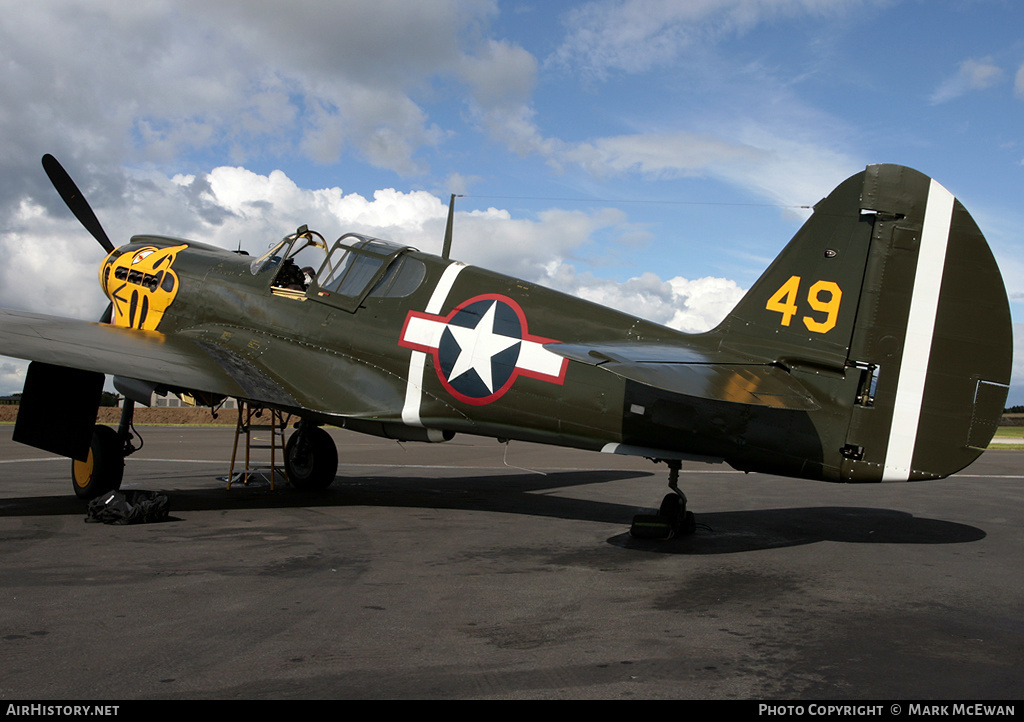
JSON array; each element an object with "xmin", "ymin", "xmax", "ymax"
[
  {"xmin": 284, "ymin": 426, "xmax": 338, "ymax": 490},
  {"xmin": 71, "ymin": 425, "xmax": 124, "ymax": 500}
]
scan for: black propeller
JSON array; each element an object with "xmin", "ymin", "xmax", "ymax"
[
  {"xmin": 41, "ymin": 155, "xmax": 140, "ymax": 451},
  {"xmin": 41, "ymin": 153, "xmax": 115, "ymax": 253},
  {"xmin": 41, "ymin": 154, "xmax": 116, "ymax": 323}
]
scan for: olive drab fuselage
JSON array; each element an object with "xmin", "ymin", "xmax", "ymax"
[
  {"xmin": 4, "ymin": 163, "xmax": 1013, "ymax": 495},
  {"xmin": 92, "ymin": 166, "xmax": 1013, "ymax": 487}
]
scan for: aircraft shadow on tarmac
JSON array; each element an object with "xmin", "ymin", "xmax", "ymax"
[{"xmin": 0, "ymin": 468, "xmax": 985, "ymax": 555}]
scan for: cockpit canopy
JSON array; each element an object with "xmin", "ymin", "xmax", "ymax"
[{"xmin": 251, "ymin": 228, "xmax": 425, "ymax": 310}]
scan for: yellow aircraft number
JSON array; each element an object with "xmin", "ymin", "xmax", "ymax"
[{"xmin": 765, "ymin": 276, "xmax": 842, "ymax": 333}]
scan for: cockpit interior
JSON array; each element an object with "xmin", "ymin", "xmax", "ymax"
[{"xmin": 251, "ymin": 227, "xmax": 426, "ymax": 310}]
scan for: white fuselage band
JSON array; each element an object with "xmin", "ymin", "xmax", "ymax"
[{"xmin": 402, "ymin": 262, "xmax": 466, "ymax": 427}]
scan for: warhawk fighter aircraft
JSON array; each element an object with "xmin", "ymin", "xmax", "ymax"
[{"xmin": 0, "ymin": 156, "xmax": 1012, "ymax": 538}]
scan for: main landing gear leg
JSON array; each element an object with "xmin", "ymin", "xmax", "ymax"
[{"xmin": 629, "ymin": 459, "xmax": 697, "ymax": 540}]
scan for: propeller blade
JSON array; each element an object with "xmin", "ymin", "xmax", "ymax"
[{"xmin": 41, "ymin": 154, "xmax": 115, "ymax": 253}]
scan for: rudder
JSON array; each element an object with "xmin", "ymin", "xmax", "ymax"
[{"xmin": 843, "ymin": 165, "xmax": 1011, "ymax": 481}]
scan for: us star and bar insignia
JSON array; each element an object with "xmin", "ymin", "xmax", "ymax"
[{"xmin": 399, "ymin": 294, "xmax": 568, "ymax": 405}]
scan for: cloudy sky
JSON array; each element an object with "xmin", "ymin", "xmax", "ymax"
[{"xmin": 1, "ymin": 0, "xmax": 1022, "ymax": 403}]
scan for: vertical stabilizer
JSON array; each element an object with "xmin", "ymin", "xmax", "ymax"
[{"xmin": 713, "ymin": 164, "xmax": 1012, "ymax": 481}]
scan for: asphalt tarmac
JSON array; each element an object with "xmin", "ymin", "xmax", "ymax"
[{"xmin": 1, "ymin": 425, "xmax": 1021, "ymax": 700}]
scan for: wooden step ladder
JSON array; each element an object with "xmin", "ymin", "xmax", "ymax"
[{"xmin": 227, "ymin": 403, "xmax": 291, "ymax": 489}]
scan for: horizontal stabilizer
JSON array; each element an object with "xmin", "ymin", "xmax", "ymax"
[{"xmin": 549, "ymin": 342, "xmax": 819, "ymax": 410}]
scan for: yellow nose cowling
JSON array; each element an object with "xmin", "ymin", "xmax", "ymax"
[{"xmin": 100, "ymin": 244, "xmax": 187, "ymax": 330}]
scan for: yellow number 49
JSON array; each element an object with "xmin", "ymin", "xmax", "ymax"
[{"xmin": 766, "ymin": 276, "xmax": 842, "ymax": 333}]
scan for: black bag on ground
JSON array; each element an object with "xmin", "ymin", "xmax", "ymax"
[{"xmin": 85, "ymin": 490, "xmax": 169, "ymax": 525}]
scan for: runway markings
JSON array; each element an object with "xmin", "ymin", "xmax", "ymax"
[{"xmin": 1, "ymin": 457, "xmax": 1020, "ymax": 480}]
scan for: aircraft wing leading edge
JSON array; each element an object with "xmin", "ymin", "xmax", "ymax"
[
  {"xmin": 0, "ymin": 308, "xmax": 427, "ymax": 420},
  {"xmin": 0, "ymin": 309, "xmax": 268, "ymax": 407}
]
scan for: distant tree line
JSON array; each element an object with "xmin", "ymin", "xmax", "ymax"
[{"xmin": 1, "ymin": 392, "xmax": 120, "ymax": 406}]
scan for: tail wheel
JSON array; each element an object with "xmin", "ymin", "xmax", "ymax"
[
  {"xmin": 284, "ymin": 426, "xmax": 338, "ymax": 490},
  {"xmin": 71, "ymin": 425, "xmax": 124, "ymax": 500}
]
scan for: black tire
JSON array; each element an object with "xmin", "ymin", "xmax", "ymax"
[
  {"xmin": 658, "ymin": 493, "xmax": 685, "ymax": 521},
  {"xmin": 71, "ymin": 425, "xmax": 124, "ymax": 500},
  {"xmin": 285, "ymin": 426, "xmax": 338, "ymax": 490}
]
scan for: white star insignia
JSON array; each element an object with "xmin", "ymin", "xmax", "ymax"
[{"xmin": 445, "ymin": 301, "xmax": 520, "ymax": 392}]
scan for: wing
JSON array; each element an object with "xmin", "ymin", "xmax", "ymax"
[
  {"xmin": 0, "ymin": 308, "xmax": 256, "ymax": 400},
  {"xmin": 0, "ymin": 308, "xmax": 416, "ymax": 418},
  {"xmin": 548, "ymin": 341, "xmax": 821, "ymax": 411}
]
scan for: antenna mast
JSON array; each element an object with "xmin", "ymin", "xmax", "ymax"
[{"xmin": 441, "ymin": 193, "xmax": 462, "ymax": 260}]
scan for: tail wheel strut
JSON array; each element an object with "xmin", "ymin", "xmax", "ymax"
[{"xmin": 629, "ymin": 460, "xmax": 696, "ymax": 540}]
